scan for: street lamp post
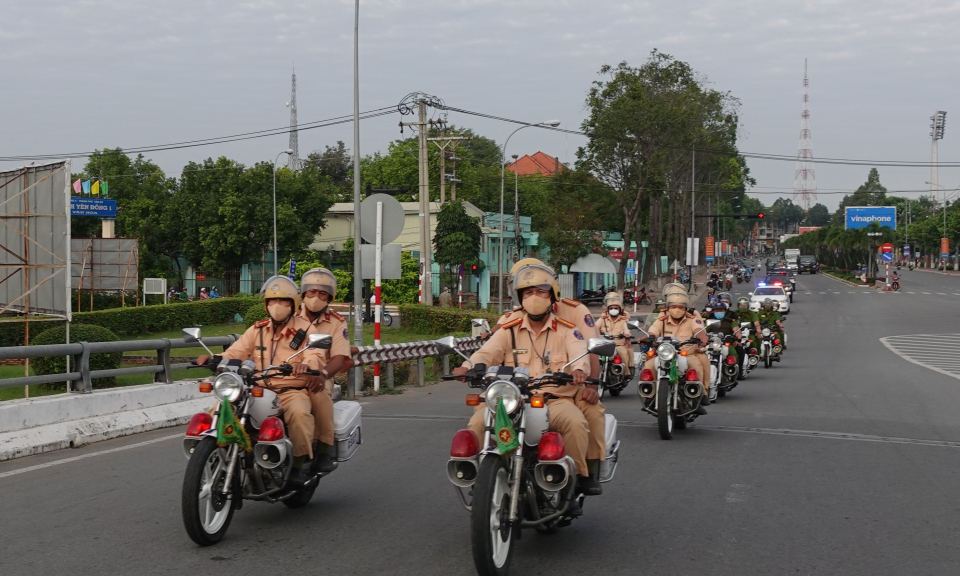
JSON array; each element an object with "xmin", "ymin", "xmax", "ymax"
[
  {"xmin": 273, "ymin": 148, "xmax": 294, "ymax": 277},
  {"xmin": 498, "ymin": 120, "xmax": 560, "ymax": 311}
]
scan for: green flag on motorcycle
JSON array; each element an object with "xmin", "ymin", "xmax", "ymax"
[
  {"xmin": 669, "ymin": 359, "xmax": 679, "ymax": 381},
  {"xmin": 216, "ymin": 398, "xmax": 252, "ymax": 452},
  {"xmin": 494, "ymin": 397, "xmax": 520, "ymax": 455}
]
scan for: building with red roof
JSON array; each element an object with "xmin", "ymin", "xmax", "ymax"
[{"xmin": 505, "ymin": 152, "xmax": 568, "ymax": 177}]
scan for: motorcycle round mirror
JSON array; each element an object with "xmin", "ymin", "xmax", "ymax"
[
  {"xmin": 586, "ymin": 337, "xmax": 616, "ymax": 357},
  {"xmin": 182, "ymin": 327, "xmax": 201, "ymax": 343},
  {"xmin": 433, "ymin": 336, "xmax": 458, "ymax": 355},
  {"xmin": 306, "ymin": 333, "xmax": 332, "ymax": 350}
]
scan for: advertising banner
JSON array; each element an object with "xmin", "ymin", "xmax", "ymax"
[
  {"xmin": 70, "ymin": 197, "xmax": 117, "ymax": 217},
  {"xmin": 705, "ymin": 237, "xmax": 715, "ymax": 262},
  {"xmin": 844, "ymin": 206, "xmax": 897, "ymax": 230},
  {"xmin": 941, "ymin": 238, "xmax": 949, "ymax": 258}
]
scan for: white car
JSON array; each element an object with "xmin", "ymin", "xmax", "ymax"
[{"xmin": 750, "ymin": 285, "xmax": 790, "ymax": 314}]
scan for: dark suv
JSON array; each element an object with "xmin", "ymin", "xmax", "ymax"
[{"xmin": 798, "ymin": 256, "xmax": 817, "ymax": 274}]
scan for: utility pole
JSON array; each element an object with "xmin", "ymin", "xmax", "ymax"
[
  {"xmin": 400, "ymin": 93, "xmax": 443, "ymax": 306},
  {"xmin": 427, "ymin": 134, "xmax": 469, "ymax": 204},
  {"xmin": 351, "ymin": 0, "xmax": 362, "ymax": 397},
  {"xmin": 689, "ymin": 148, "xmax": 695, "ymax": 289}
]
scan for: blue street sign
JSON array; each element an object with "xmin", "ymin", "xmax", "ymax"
[
  {"xmin": 705, "ymin": 256, "xmax": 714, "ymax": 262},
  {"xmin": 903, "ymin": 244, "xmax": 911, "ymax": 256},
  {"xmin": 844, "ymin": 206, "xmax": 897, "ymax": 230},
  {"xmin": 70, "ymin": 197, "xmax": 117, "ymax": 217},
  {"xmin": 288, "ymin": 258, "xmax": 297, "ymax": 279},
  {"xmin": 625, "ymin": 267, "xmax": 636, "ymax": 274},
  {"xmin": 881, "ymin": 252, "xmax": 893, "ymax": 262}
]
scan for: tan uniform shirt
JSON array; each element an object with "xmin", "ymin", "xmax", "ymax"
[
  {"xmin": 221, "ymin": 318, "xmax": 324, "ymax": 388},
  {"xmin": 597, "ymin": 313, "xmax": 631, "ymax": 341},
  {"xmin": 647, "ymin": 312, "xmax": 708, "ymax": 352},
  {"xmin": 297, "ymin": 308, "xmax": 352, "ymax": 368},
  {"xmin": 466, "ymin": 312, "xmax": 589, "ymax": 397},
  {"xmin": 498, "ymin": 298, "xmax": 599, "ymax": 341}
]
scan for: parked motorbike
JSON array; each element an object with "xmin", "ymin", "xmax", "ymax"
[
  {"xmin": 597, "ymin": 332, "xmax": 632, "ymax": 397},
  {"xmin": 760, "ymin": 324, "xmax": 783, "ymax": 369},
  {"xmin": 439, "ymin": 335, "xmax": 620, "ymax": 576},
  {"xmin": 180, "ymin": 328, "xmax": 362, "ymax": 546},
  {"xmin": 623, "ymin": 287, "xmax": 651, "ymax": 306},
  {"xmin": 631, "ymin": 321, "xmax": 707, "ymax": 440},
  {"xmin": 578, "ymin": 287, "xmax": 606, "ymax": 304}
]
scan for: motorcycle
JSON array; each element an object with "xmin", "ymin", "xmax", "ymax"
[
  {"xmin": 630, "ymin": 321, "xmax": 707, "ymax": 440},
  {"xmin": 578, "ymin": 287, "xmax": 606, "ymax": 304},
  {"xmin": 623, "ymin": 287, "xmax": 651, "ymax": 306},
  {"xmin": 740, "ymin": 321, "xmax": 759, "ymax": 376},
  {"xmin": 597, "ymin": 332, "xmax": 632, "ymax": 397},
  {"xmin": 180, "ymin": 328, "xmax": 362, "ymax": 546},
  {"xmin": 736, "ymin": 271, "xmax": 744, "ymax": 284},
  {"xmin": 760, "ymin": 324, "xmax": 783, "ymax": 369},
  {"xmin": 439, "ymin": 335, "xmax": 620, "ymax": 576},
  {"xmin": 704, "ymin": 321, "xmax": 739, "ymax": 398},
  {"xmin": 724, "ymin": 277, "xmax": 733, "ymax": 291}
]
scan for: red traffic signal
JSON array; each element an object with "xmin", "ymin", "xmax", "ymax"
[{"xmin": 756, "ymin": 212, "xmax": 764, "ymax": 218}]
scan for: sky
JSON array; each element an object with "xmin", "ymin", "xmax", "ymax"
[{"xmin": 3, "ymin": 0, "xmax": 960, "ymax": 211}]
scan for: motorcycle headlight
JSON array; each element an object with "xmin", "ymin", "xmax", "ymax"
[
  {"xmin": 656, "ymin": 343, "xmax": 676, "ymax": 362},
  {"xmin": 762, "ymin": 328, "xmax": 771, "ymax": 337},
  {"xmin": 213, "ymin": 372, "xmax": 243, "ymax": 402},
  {"xmin": 485, "ymin": 380, "xmax": 522, "ymax": 414}
]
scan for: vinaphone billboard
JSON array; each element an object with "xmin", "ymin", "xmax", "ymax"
[{"xmin": 844, "ymin": 206, "xmax": 897, "ymax": 230}]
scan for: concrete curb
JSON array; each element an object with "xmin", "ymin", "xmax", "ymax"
[
  {"xmin": 0, "ymin": 381, "xmax": 211, "ymax": 462},
  {"xmin": 821, "ymin": 271, "xmax": 868, "ymax": 289}
]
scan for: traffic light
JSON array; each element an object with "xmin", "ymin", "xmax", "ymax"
[{"xmin": 471, "ymin": 264, "xmax": 478, "ymax": 273}]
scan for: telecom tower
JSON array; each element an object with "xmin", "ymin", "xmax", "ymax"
[
  {"xmin": 287, "ymin": 69, "xmax": 300, "ymax": 170},
  {"xmin": 793, "ymin": 59, "xmax": 817, "ymax": 211}
]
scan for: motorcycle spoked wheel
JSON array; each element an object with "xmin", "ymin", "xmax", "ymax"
[
  {"xmin": 764, "ymin": 351, "xmax": 772, "ymax": 369},
  {"xmin": 182, "ymin": 437, "xmax": 237, "ymax": 546},
  {"xmin": 471, "ymin": 457, "xmax": 516, "ymax": 576},
  {"xmin": 656, "ymin": 380, "xmax": 674, "ymax": 440}
]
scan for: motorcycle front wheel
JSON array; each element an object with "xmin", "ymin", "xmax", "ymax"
[
  {"xmin": 182, "ymin": 437, "xmax": 236, "ymax": 546},
  {"xmin": 657, "ymin": 380, "xmax": 674, "ymax": 440},
  {"xmin": 764, "ymin": 352, "xmax": 771, "ymax": 369},
  {"xmin": 472, "ymin": 457, "xmax": 515, "ymax": 576}
]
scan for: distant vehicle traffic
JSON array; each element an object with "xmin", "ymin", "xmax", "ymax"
[{"xmin": 798, "ymin": 255, "xmax": 818, "ymax": 274}]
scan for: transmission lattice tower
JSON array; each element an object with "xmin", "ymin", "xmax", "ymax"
[
  {"xmin": 287, "ymin": 68, "xmax": 299, "ymax": 170},
  {"xmin": 793, "ymin": 59, "xmax": 817, "ymax": 210}
]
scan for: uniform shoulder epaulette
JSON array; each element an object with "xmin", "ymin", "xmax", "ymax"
[
  {"xmin": 560, "ymin": 298, "xmax": 581, "ymax": 307},
  {"xmin": 327, "ymin": 309, "xmax": 345, "ymax": 322},
  {"xmin": 556, "ymin": 317, "xmax": 576, "ymax": 329},
  {"xmin": 502, "ymin": 317, "xmax": 523, "ymax": 329},
  {"xmin": 254, "ymin": 319, "xmax": 270, "ymax": 328}
]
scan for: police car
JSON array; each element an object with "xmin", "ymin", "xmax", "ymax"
[{"xmin": 749, "ymin": 284, "xmax": 790, "ymax": 314}]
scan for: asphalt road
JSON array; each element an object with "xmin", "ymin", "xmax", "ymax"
[{"xmin": 4, "ymin": 268, "xmax": 960, "ymax": 576}]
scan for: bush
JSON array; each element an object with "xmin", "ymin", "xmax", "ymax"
[
  {"xmin": 398, "ymin": 304, "xmax": 500, "ymax": 335},
  {"xmin": 32, "ymin": 324, "xmax": 122, "ymax": 390},
  {"xmin": 0, "ymin": 296, "xmax": 258, "ymax": 347},
  {"xmin": 243, "ymin": 302, "xmax": 268, "ymax": 327}
]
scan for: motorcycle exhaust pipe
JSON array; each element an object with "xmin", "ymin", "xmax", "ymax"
[
  {"xmin": 683, "ymin": 381, "xmax": 703, "ymax": 399},
  {"xmin": 638, "ymin": 382, "xmax": 656, "ymax": 398},
  {"xmin": 254, "ymin": 440, "xmax": 290, "ymax": 470},
  {"xmin": 534, "ymin": 456, "xmax": 574, "ymax": 492},
  {"xmin": 446, "ymin": 457, "xmax": 479, "ymax": 488}
]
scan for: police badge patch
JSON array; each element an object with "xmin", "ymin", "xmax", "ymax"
[
  {"xmin": 573, "ymin": 330, "xmax": 584, "ymax": 340},
  {"xmin": 343, "ymin": 329, "xmax": 348, "ymax": 338},
  {"xmin": 584, "ymin": 314, "xmax": 595, "ymax": 328}
]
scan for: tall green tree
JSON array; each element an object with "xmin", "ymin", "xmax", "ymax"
[
  {"xmin": 832, "ymin": 168, "xmax": 889, "ymax": 225},
  {"xmin": 805, "ymin": 203, "xmax": 830, "ymax": 226}
]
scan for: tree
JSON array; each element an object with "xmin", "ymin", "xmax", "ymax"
[
  {"xmin": 805, "ymin": 203, "xmax": 830, "ymax": 226},
  {"xmin": 303, "ymin": 141, "xmax": 353, "ymax": 201},
  {"xmin": 578, "ymin": 52, "xmax": 745, "ymax": 289},
  {"xmin": 433, "ymin": 200, "xmax": 483, "ymax": 290},
  {"xmin": 832, "ymin": 168, "xmax": 888, "ymax": 225}
]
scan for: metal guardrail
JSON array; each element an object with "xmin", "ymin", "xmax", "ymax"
[
  {"xmin": 0, "ymin": 335, "xmax": 240, "ymax": 393},
  {"xmin": 0, "ymin": 334, "xmax": 485, "ymax": 396}
]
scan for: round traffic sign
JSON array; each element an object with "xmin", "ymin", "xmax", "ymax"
[
  {"xmin": 360, "ymin": 193, "xmax": 405, "ymax": 245},
  {"xmin": 881, "ymin": 242, "xmax": 893, "ymax": 253}
]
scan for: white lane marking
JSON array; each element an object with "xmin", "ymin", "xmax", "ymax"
[
  {"xmin": 938, "ymin": 293, "xmax": 947, "ymax": 295},
  {"xmin": 908, "ymin": 291, "xmax": 916, "ymax": 294},
  {"xmin": 805, "ymin": 292, "xmax": 812, "ymax": 295},
  {"xmin": 881, "ymin": 334, "xmax": 960, "ymax": 382},
  {"xmin": 0, "ymin": 433, "xmax": 181, "ymax": 479},
  {"xmin": 923, "ymin": 292, "xmax": 931, "ymax": 294},
  {"xmin": 820, "ymin": 291, "xmax": 826, "ymax": 294}
]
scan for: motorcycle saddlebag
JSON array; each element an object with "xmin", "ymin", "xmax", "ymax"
[{"xmin": 333, "ymin": 400, "xmax": 362, "ymax": 461}]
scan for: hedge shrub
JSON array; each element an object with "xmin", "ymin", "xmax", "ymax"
[
  {"xmin": 398, "ymin": 304, "xmax": 500, "ymax": 335},
  {"xmin": 0, "ymin": 296, "xmax": 258, "ymax": 347},
  {"xmin": 32, "ymin": 324, "xmax": 122, "ymax": 390}
]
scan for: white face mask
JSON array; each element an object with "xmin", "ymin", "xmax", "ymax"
[
  {"xmin": 522, "ymin": 294, "xmax": 552, "ymax": 316},
  {"xmin": 267, "ymin": 301, "xmax": 292, "ymax": 323},
  {"xmin": 609, "ymin": 308, "xmax": 620, "ymax": 317}
]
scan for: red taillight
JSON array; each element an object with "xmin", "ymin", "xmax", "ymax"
[
  {"xmin": 725, "ymin": 356, "xmax": 737, "ymax": 365},
  {"xmin": 258, "ymin": 417, "xmax": 285, "ymax": 442},
  {"xmin": 538, "ymin": 432, "xmax": 566, "ymax": 461},
  {"xmin": 612, "ymin": 355, "xmax": 623, "ymax": 364},
  {"xmin": 774, "ymin": 339, "xmax": 781, "ymax": 345},
  {"xmin": 186, "ymin": 413, "xmax": 212, "ymax": 437},
  {"xmin": 639, "ymin": 368, "xmax": 655, "ymax": 382},
  {"xmin": 450, "ymin": 430, "xmax": 479, "ymax": 458},
  {"xmin": 750, "ymin": 348, "xmax": 758, "ymax": 355},
  {"xmin": 685, "ymin": 369, "xmax": 699, "ymax": 381}
]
